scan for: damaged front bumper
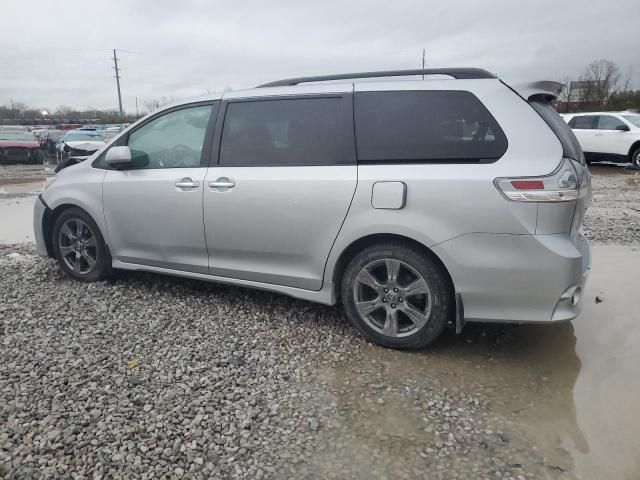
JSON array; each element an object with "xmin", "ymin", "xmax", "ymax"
[{"xmin": 33, "ymin": 195, "xmax": 49, "ymax": 257}]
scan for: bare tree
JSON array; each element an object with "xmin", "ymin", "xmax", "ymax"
[
  {"xmin": 56, "ymin": 105, "xmax": 74, "ymax": 115},
  {"xmin": 12, "ymin": 101, "xmax": 27, "ymax": 111},
  {"xmin": 556, "ymin": 77, "xmax": 575, "ymax": 113},
  {"xmin": 142, "ymin": 96, "xmax": 174, "ymax": 113},
  {"xmin": 579, "ymin": 59, "xmax": 620, "ymax": 108},
  {"xmin": 621, "ymin": 66, "xmax": 633, "ymax": 93},
  {"xmin": 143, "ymin": 99, "xmax": 159, "ymax": 113}
]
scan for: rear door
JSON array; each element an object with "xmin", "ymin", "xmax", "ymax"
[
  {"xmin": 203, "ymin": 93, "xmax": 357, "ymax": 290},
  {"xmin": 102, "ymin": 102, "xmax": 217, "ymax": 273},
  {"xmin": 568, "ymin": 115, "xmax": 598, "ymax": 153}
]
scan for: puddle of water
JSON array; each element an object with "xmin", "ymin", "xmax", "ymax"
[
  {"xmin": 0, "ymin": 196, "xmax": 37, "ymax": 243},
  {"xmin": 312, "ymin": 245, "xmax": 640, "ymax": 479},
  {"xmin": 0, "ymin": 178, "xmax": 44, "ymax": 195},
  {"xmin": 569, "ymin": 245, "xmax": 640, "ymax": 479}
]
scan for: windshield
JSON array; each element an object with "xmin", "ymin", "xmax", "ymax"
[
  {"xmin": 0, "ymin": 131, "xmax": 35, "ymax": 141},
  {"xmin": 64, "ymin": 133, "xmax": 102, "ymax": 142},
  {"xmin": 622, "ymin": 115, "xmax": 640, "ymax": 128}
]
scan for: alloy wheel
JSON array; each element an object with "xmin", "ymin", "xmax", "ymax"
[
  {"xmin": 353, "ymin": 258, "xmax": 432, "ymax": 338},
  {"xmin": 58, "ymin": 218, "xmax": 98, "ymax": 275}
]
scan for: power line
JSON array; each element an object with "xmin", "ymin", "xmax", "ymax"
[{"xmin": 112, "ymin": 49, "xmax": 123, "ymax": 117}]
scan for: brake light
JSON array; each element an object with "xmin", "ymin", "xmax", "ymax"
[{"xmin": 495, "ymin": 158, "xmax": 578, "ymax": 202}]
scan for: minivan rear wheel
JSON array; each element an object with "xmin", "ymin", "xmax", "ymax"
[
  {"xmin": 341, "ymin": 242, "xmax": 453, "ymax": 349},
  {"xmin": 52, "ymin": 208, "xmax": 111, "ymax": 282}
]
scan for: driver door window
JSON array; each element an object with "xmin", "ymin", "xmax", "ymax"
[{"xmin": 127, "ymin": 105, "xmax": 212, "ymax": 168}]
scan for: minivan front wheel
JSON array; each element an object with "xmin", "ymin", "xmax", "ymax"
[
  {"xmin": 341, "ymin": 243, "xmax": 453, "ymax": 349},
  {"xmin": 52, "ymin": 208, "xmax": 111, "ymax": 282}
]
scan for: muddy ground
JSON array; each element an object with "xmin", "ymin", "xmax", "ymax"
[{"xmin": 1, "ymin": 163, "xmax": 639, "ymax": 479}]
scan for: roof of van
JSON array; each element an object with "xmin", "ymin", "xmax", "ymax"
[{"xmin": 155, "ymin": 69, "xmax": 563, "ymax": 114}]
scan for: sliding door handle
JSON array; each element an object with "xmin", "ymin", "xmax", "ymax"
[
  {"xmin": 175, "ymin": 179, "xmax": 200, "ymax": 189},
  {"xmin": 209, "ymin": 178, "xmax": 235, "ymax": 190}
]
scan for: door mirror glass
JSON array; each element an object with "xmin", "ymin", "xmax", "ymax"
[
  {"xmin": 615, "ymin": 124, "xmax": 630, "ymax": 132},
  {"xmin": 105, "ymin": 146, "xmax": 133, "ymax": 166}
]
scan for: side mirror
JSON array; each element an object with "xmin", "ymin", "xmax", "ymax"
[
  {"xmin": 615, "ymin": 124, "xmax": 630, "ymax": 132},
  {"xmin": 105, "ymin": 146, "xmax": 132, "ymax": 166}
]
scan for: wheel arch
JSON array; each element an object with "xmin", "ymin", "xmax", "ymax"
[
  {"xmin": 330, "ymin": 233, "xmax": 455, "ymax": 302},
  {"xmin": 43, "ymin": 203, "xmax": 108, "ymax": 258},
  {"xmin": 628, "ymin": 140, "xmax": 640, "ymax": 159}
]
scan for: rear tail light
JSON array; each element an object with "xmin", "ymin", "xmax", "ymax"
[{"xmin": 495, "ymin": 158, "xmax": 578, "ymax": 202}]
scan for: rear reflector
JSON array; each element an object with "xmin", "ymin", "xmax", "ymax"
[{"xmin": 511, "ymin": 180, "xmax": 544, "ymax": 190}]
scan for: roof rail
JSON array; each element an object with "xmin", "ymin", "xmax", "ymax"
[{"xmin": 257, "ymin": 68, "xmax": 496, "ymax": 88}]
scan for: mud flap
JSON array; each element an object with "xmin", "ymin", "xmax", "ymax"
[{"xmin": 455, "ymin": 293, "xmax": 465, "ymax": 334}]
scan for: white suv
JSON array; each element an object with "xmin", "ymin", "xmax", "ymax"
[{"xmin": 564, "ymin": 112, "xmax": 640, "ymax": 168}]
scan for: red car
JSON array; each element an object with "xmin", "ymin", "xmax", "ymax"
[{"xmin": 0, "ymin": 131, "xmax": 44, "ymax": 164}]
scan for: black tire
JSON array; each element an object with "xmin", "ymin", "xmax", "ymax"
[
  {"xmin": 52, "ymin": 208, "xmax": 111, "ymax": 282},
  {"xmin": 31, "ymin": 149, "xmax": 44, "ymax": 165},
  {"xmin": 632, "ymin": 148, "xmax": 640, "ymax": 169},
  {"xmin": 341, "ymin": 242, "xmax": 453, "ymax": 349}
]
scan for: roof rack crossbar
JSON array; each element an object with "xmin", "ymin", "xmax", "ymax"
[{"xmin": 257, "ymin": 68, "xmax": 496, "ymax": 88}]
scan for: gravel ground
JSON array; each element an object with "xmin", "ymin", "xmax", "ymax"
[
  {"xmin": 583, "ymin": 166, "xmax": 640, "ymax": 245},
  {"xmin": 1, "ymin": 245, "xmax": 556, "ymax": 480},
  {"xmin": 1, "ymin": 163, "xmax": 637, "ymax": 479}
]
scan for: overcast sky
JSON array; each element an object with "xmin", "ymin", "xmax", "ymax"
[{"xmin": 2, "ymin": 0, "xmax": 638, "ymax": 113}]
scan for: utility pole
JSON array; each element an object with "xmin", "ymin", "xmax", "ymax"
[
  {"xmin": 135, "ymin": 96, "xmax": 139, "ymax": 118},
  {"xmin": 112, "ymin": 49, "xmax": 123, "ymax": 117},
  {"xmin": 422, "ymin": 49, "xmax": 426, "ymax": 79}
]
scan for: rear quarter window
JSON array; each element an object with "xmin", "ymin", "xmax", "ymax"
[
  {"xmin": 354, "ymin": 90, "xmax": 507, "ymax": 163},
  {"xmin": 529, "ymin": 100, "xmax": 584, "ymax": 163}
]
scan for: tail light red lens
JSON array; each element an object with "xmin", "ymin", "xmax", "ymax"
[{"xmin": 511, "ymin": 180, "xmax": 544, "ymax": 190}]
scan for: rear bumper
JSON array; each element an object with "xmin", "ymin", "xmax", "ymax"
[
  {"xmin": 432, "ymin": 232, "xmax": 591, "ymax": 323},
  {"xmin": 33, "ymin": 195, "xmax": 49, "ymax": 257}
]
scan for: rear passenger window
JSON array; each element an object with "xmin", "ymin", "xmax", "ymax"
[
  {"xmin": 596, "ymin": 115, "xmax": 626, "ymax": 130},
  {"xmin": 569, "ymin": 116, "xmax": 595, "ymax": 129},
  {"xmin": 354, "ymin": 91, "xmax": 507, "ymax": 163},
  {"xmin": 219, "ymin": 97, "xmax": 351, "ymax": 167}
]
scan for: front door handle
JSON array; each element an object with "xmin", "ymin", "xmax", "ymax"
[
  {"xmin": 209, "ymin": 178, "xmax": 235, "ymax": 190},
  {"xmin": 175, "ymin": 178, "xmax": 200, "ymax": 189}
]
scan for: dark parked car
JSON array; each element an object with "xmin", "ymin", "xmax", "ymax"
[{"xmin": 42, "ymin": 130, "xmax": 64, "ymax": 155}]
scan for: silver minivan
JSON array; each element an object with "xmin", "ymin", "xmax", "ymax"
[{"xmin": 33, "ymin": 69, "xmax": 591, "ymax": 349}]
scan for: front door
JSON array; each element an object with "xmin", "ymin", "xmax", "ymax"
[
  {"xmin": 102, "ymin": 103, "xmax": 216, "ymax": 273},
  {"xmin": 594, "ymin": 115, "xmax": 630, "ymax": 156},
  {"xmin": 203, "ymin": 94, "xmax": 357, "ymax": 290}
]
